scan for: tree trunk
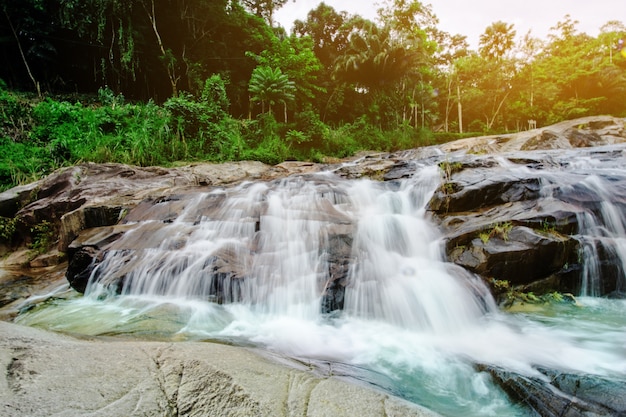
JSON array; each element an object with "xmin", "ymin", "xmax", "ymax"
[
  {"xmin": 457, "ymin": 85, "xmax": 463, "ymax": 134},
  {"xmin": 144, "ymin": 0, "xmax": 179, "ymax": 97},
  {"xmin": 4, "ymin": 10, "xmax": 41, "ymax": 97},
  {"xmin": 487, "ymin": 90, "xmax": 510, "ymax": 130}
]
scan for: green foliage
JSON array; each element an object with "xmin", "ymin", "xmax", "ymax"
[
  {"xmin": 0, "ymin": 137, "xmax": 52, "ymax": 188},
  {"xmin": 0, "ymin": 85, "xmax": 33, "ymax": 143},
  {"xmin": 241, "ymin": 113, "xmax": 289, "ymax": 164},
  {"xmin": 29, "ymin": 220, "xmax": 54, "ymax": 254},
  {"xmin": 249, "ymin": 66, "xmax": 296, "ymax": 117},
  {"xmin": 0, "ymin": 216, "xmax": 19, "ymax": 242},
  {"xmin": 98, "ymin": 87, "xmax": 125, "ymax": 108},
  {"xmin": 479, "ymin": 222, "xmax": 513, "ymax": 244},
  {"xmin": 2, "ymin": 2, "xmax": 626, "ymax": 188},
  {"xmin": 489, "ymin": 278, "xmax": 575, "ymax": 309},
  {"xmin": 287, "ymin": 110, "xmax": 328, "ymax": 152}
]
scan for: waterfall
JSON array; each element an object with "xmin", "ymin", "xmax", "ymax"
[
  {"xmin": 85, "ymin": 165, "xmax": 495, "ymax": 331},
  {"xmin": 539, "ymin": 159, "xmax": 626, "ymax": 296},
  {"xmin": 342, "ymin": 173, "xmax": 492, "ymax": 331},
  {"xmin": 16, "ymin": 151, "xmax": 626, "ymax": 417}
]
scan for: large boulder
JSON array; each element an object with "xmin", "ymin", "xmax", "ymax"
[
  {"xmin": 64, "ymin": 177, "xmax": 357, "ymax": 309},
  {"xmin": 0, "ymin": 321, "xmax": 439, "ymax": 417}
]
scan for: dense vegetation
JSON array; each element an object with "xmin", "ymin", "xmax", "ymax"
[{"xmin": 1, "ymin": 0, "xmax": 625, "ymax": 190}]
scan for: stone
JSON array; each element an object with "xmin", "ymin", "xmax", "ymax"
[
  {"xmin": 0, "ymin": 321, "xmax": 440, "ymax": 417},
  {"xmin": 479, "ymin": 365, "xmax": 626, "ymax": 417}
]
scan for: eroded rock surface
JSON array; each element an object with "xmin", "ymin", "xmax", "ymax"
[{"xmin": 0, "ymin": 321, "xmax": 438, "ymax": 417}]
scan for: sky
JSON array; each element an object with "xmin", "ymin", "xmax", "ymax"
[{"xmin": 274, "ymin": 0, "xmax": 626, "ymax": 48}]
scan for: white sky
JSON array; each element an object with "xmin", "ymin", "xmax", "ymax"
[{"xmin": 275, "ymin": 0, "xmax": 626, "ymax": 48}]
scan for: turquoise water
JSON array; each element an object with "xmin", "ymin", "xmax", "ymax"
[{"xmin": 16, "ymin": 292, "xmax": 626, "ymax": 417}]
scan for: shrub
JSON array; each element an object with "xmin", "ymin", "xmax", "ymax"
[
  {"xmin": 0, "ymin": 85, "xmax": 33, "ymax": 143},
  {"xmin": 29, "ymin": 220, "xmax": 55, "ymax": 254}
]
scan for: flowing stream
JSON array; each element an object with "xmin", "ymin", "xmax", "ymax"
[{"xmin": 16, "ymin": 154, "xmax": 626, "ymax": 416}]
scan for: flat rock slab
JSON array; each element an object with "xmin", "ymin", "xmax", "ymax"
[{"xmin": 0, "ymin": 321, "xmax": 439, "ymax": 417}]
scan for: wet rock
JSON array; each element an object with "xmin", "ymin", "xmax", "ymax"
[
  {"xmin": 447, "ymin": 226, "xmax": 579, "ymax": 286},
  {"xmin": 428, "ymin": 141, "xmax": 626, "ymax": 297},
  {"xmin": 539, "ymin": 367, "xmax": 626, "ymax": 414},
  {"xmin": 1, "ymin": 161, "xmax": 279, "ymax": 258},
  {"xmin": 479, "ymin": 365, "xmax": 626, "ymax": 417},
  {"xmin": 63, "ymin": 177, "xmax": 358, "ymax": 305},
  {"xmin": 440, "ymin": 115, "xmax": 626, "ymax": 154}
]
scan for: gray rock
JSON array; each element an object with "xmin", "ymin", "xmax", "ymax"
[
  {"xmin": 0, "ymin": 321, "xmax": 439, "ymax": 417},
  {"xmin": 479, "ymin": 364, "xmax": 626, "ymax": 417}
]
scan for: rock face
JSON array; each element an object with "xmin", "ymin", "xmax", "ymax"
[
  {"xmin": 425, "ymin": 144, "xmax": 626, "ymax": 298},
  {"xmin": 0, "ymin": 321, "xmax": 438, "ymax": 417}
]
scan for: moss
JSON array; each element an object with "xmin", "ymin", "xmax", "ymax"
[{"xmin": 489, "ymin": 278, "xmax": 577, "ymax": 309}]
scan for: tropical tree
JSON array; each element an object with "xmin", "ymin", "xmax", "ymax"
[
  {"xmin": 467, "ymin": 21, "xmax": 518, "ymax": 130},
  {"xmin": 240, "ymin": 0, "xmax": 287, "ymax": 26},
  {"xmin": 333, "ymin": 1, "xmax": 436, "ymax": 129},
  {"xmin": 433, "ymin": 31, "xmax": 470, "ymax": 132},
  {"xmin": 531, "ymin": 15, "xmax": 600, "ymax": 122},
  {"xmin": 248, "ymin": 32, "xmax": 324, "ymax": 114},
  {"xmin": 248, "ymin": 66, "xmax": 295, "ymax": 122},
  {"xmin": 293, "ymin": 3, "xmax": 351, "ymax": 68},
  {"xmin": 479, "ymin": 21, "xmax": 516, "ymax": 61}
]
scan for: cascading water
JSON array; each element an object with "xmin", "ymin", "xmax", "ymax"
[
  {"xmin": 536, "ymin": 154, "xmax": 626, "ymax": 296},
  {"xmin": 86, "ymin": 165, "xmax": 492, "ymax": 330},
  {"xmin": 16, "ymin": 153, "xmax": 626, "ymax": 417}
]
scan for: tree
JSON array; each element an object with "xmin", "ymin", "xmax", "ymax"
[
  {"xmin": 141, "ymin": 0, "xmax": 180, "ymax": 97},
  {"xmin": 535, "ymin": 15, "xmax": 600, "ymax": 122},
  {"xmin": 249, "ymin": 33, "xmax": 324, "ymax": 114},
  {"xmin": 599, "ymin": 21, "xmax": 626, "ymax": 64},
  {"xmin": 293, "ymin": 3, "xmax": 351, "ymax": 68},
  {"xmin": 240, "ymin": 0, "xmax": 287, "ymax": 26},
  {"xmin": 479, "ymin": 21, "xmax": 516, "ymax": 61},
  {"xmin": 2, "ymin": 5, "xmax": 41, "ymax": 96},
  {"xmin": 433, "ymin": 31, "xmax": 469, "ymax": 132},
  {"xmin": 293, "ymin": 4, "xmax": 361, "ymax": 124},
  {"xmin": 248, "ymin": 66, "xmax": 295, "ymax": 122}
]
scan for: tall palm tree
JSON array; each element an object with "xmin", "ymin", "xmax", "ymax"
[
  {"xmin": 334, "ymin": 20, "xmax": 422, "ymax": 92},
  {"xmin": 479, "ymin": 21, "xmax": 516, "ymax": 61},
  {"xmin": 248, "ymin": 66, "xmax": 296, "ymax": 122}
]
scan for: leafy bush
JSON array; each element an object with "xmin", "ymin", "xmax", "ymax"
[
  {"xmin": 290, "ymin": 110, "xmax": 328, "ymax": 150},
  {"xmin": 243, "ymin": 135, "xmax": 289, "ymax": 165},
  {"xmin": 29, "ymin": 220, "xmax": 55, "ymax": 254},
  {"xmin": 0, "ymin": 216, "xmax": 19, "ymax": 242}
]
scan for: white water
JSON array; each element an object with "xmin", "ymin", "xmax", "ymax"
[
  {"xmin": 536, "ymin": 153, "xmax": 626, "ymax": 296},
  {"xmin": 16, "ymin": 154, "xmax": 626, "ymax": 416}
]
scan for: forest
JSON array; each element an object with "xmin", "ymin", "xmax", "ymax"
[{"xmin": 1, "ymin": 0, "xmax": 626, "ymax": 190}]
